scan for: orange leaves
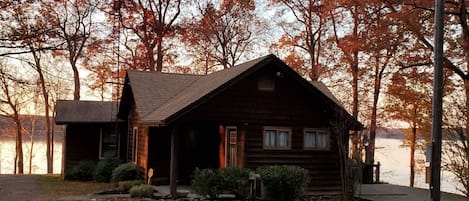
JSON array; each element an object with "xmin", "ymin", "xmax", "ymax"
[
  {"xmin": 117, "ymin": 0, "xmax": 182, "ymax": 71},
  {"xmin": 283, "ymin": 50, "xmax": 305, "ymax": 73},
  {"xmin": 182, "ymin": 0, "xmax": 257, "ymax": 69}
]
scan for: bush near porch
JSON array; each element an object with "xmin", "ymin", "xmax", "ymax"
[
  {"xmin": 191, "ymin": 167, "xmax": 250, "ymax": 199},
  {"xmin": 258, "ymin": 165, "xmax": 309, "ymax": 201},
  {"xmin": 191, "ymin": 165, "xmax": 309, "ymax": 201}
]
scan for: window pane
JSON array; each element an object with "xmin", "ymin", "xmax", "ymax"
[
  {"xmin": 278, "ymin": 131, "xmax": 289, "ymax": 147},
  {"xmin": 317, "ymin": 132, "xmax": 328, "ymax": 149},
  {"xmin": 304, "ymin": 131, "xmax": 315, "ymax": 148},
  {"xmin": 264, "ymin": 130, "xmax": 276, "ymax": 147},
  {"xmin": 102, "ymin": 128, "xmax": 118, "ymax": 158}
]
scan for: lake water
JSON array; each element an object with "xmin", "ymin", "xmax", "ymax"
[
  {"xmin": 375, "ymin": 138, "xmax": 462, "ymax": 195},
  {"xmin": 0, "ymin": 138, "xmax": 464, "ymax": 195},
  {"xmin": 0, "ymin": 140, "xmax": 62, "ymax": 174}
]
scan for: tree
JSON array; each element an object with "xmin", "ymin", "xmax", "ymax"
[
  {"xmin": 110, "ymin": 0, "xmax": 183, "ymax": 72},
  {"xmin": 41, "ymin": 0, "xmax": 100, "ymax": 100},
  {"xmin": 381, "ymin": 0, "xmax": 469, "ymax": 190},
  {"xmin": 330, "ymin": 0, "xmax": 365, "ymax": 160},
  {"xmin": 443, "ymin": 84, "xmax": 469, "ymax": 196},
  {"xmin": 183, "ymin": 0, "xmax": 257, "ymax": 70},
  {"xmin": 385, "ymin": 68, "xmax": 433, "ymax": 187},
  {"xmin": 359, "ymin": 0, "xmax": 407, "ymax": 168},
  {"xmin": 270, "ymin": 0, "xmax": 330, "ymax": 81},
  {"xmin": 0, "ymin": 62, "xmax": 31, "ymax": 174},
  {"xmin": 3, "ymin": 2, "xmax": 58, "ymax": 173},
  {"xmin": 444, "ymin": 126, "xmax": 469, "ymax": 196}
]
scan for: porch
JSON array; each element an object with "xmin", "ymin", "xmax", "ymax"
[{"xmin": 146, "ymin": 122, "xmax": 241, "ymax": 186}]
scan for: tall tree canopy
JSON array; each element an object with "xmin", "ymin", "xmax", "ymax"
[
  {"xmin": 183, "ymin": 0, "xmax": 257, "ymax": 71},
  {"xmin": 111, "ymin": 0, "xmax": 183, "ymax": 72}
]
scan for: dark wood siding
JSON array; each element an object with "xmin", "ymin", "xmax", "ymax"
[
  {"xmin": 136, "ymin": 126, "xmax": 148, "ymax": 173},
  {"xmin": 181, "ymin": 65, "xmax": 334, "ymax": 125},
  {"xmin": 64, "ymin": 124, "xmax": 100, "ymax": 175},
  {"xmin": 64, "ymin": 123, "xmax": 127, "ymax": 178},
  {"xmin": 243, "ymin": 125, "xmax": 341, "ymax": 193},
  {"xmin": 178, "ymin": 65, "xmax": 343, "ymax": 193}
]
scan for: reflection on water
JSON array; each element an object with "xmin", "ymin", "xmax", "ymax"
[
  {"xmin": 0, "ymin": 138, "xmax": 463, "ymax": 195},
  {"xmin": 375, "ymin": 138, "xmax": 462, "ymax": 195},
  {"xmin": 0, "ymin": 140, "xmax": 62, "ymax": 174}
]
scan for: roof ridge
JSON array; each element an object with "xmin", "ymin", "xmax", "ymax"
[{"xmin": 127, "ymin": 70, "xmax": 203, "ymax": 77}]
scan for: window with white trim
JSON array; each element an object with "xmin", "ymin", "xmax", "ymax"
[
  {"xmin": 304, "ymin": 128, "xmax": 330, "ymax": 150},
  {"xmin": 263, "ymin": 127, "xmax": 291, "ymax": 149}
]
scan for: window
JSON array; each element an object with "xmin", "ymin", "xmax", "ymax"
[
  {"xmin": 263, "ymin": 127, "xmax": 291, "ymax": 149},
  {"xmin": 258, "ymin": 75, "xmax": 275, "ymax": 91},
  {"xmin": 100, "ymin": 125, "xmax": 119, "ymax": 158},
  {"xmin": 132, "ymin": 127, "xmax": 138, "ymax": 163},
  {"xmin": 226, "ymin": 127, "xmax": 237, "ymax": 167},
  {"xmin": 304, "ymin": 128, "xmax": 330, "ymax": 150}
]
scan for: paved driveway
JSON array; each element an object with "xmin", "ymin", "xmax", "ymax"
[
  {"xmin": 359, "ymin": 184, "xmax": 469, "ymax": 201},
  {"xmin": 0, "ymin": 175, "xmax": 40, "ymax": 201}
]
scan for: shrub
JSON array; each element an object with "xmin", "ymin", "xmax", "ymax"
[
  {"xmin": 218, "ymin": 167, "xmax": 250, "ymax": 198},
  {"xmin": 258, "ymin": 165, "xmax": 309, "ymax": 201},
  {"xmin": 129, "ymin": 184, "xmax": 154, "ymax": 198},
  {"xmin": 191, "ymin": 168, "xmax": 221, "ymax": 198},
  {"xmin": 191, "ymin": 167, "xmax": 250, "ymax": 199},
  {"xmin": 111, "ymin": 163, "xmax": 142, "ymax": 183},
  {"xmin": 66, "ymin": 161, "xmax": 96, "ymax": 181},
  {"xmin": 118, "ymin": 180, "xmax": 144, "ymax": 192},
  {"xmin": 94, "ymin": 158, "xmax": 123, "ymax": 182}
]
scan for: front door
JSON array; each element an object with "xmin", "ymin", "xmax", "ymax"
[{"xmin": 225, "ymin": 126, "xmax": 237, "ymax": 167}]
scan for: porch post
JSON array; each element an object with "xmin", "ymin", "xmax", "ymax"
[{"xmin": 170, "ymin": 127, "xmax": 179, "ymax": 198}]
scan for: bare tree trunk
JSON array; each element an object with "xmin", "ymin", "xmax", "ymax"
[
  {"xmin": 71, "ymin": 62, "xmax": 80, "ymax": 100},
  {"xmin": 14, "ymin": 153, "xmax": 17, "ymax": 174},
  {"xmin": 15, "ymin": 118, "xmax": 23, "ymax": 174},
  {"xmin": 367, "ymin": 55, "xmax": 380, "ymax": 165},
  {"xmin": 156, "ymin": 39, "xmax": 163, "ymax": 72},
  {"xmin": 30, "ymin": 48, "xmax": 53, "ymax": 174},
  {"xmin": 351, "ymin": 9, "xmax": 360, "ymax": 159},
  {"xmin": 29, "ymin": 117, "xmax": 36, "ymax": 174},
  {"xmin": 334, "ymin": 110, "xmax": 355, "ymax": 200},
  {"xmin": 29, "ymin": 134, "xmax": 34, "ymax": 174},
  {"xmin": 51, "ymin": 116, "xmax": 55, "ymax": 173},
  {"xmin": 410, "ymin": 125, "xmax": 417, "ymax": 187}
]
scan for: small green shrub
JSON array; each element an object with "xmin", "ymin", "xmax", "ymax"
[
  {"xmin": 218, "ymin": 167, "xmax": 250, "ymax": 198},
  {"xmin": 191, "ymin": 168, "xmax": 221, "ymax": 198},
  {"xmin": 111, "ymin": 163, "xmax": 142, "ymax": 183},
  {"xmin": 129, "ymin": 184, "xmax": 154, "ymax": 198},
  {"xmin": 94, "ymin": 158, "xmax": 123, "ymax": 182},
  {"xmin": 118, "ymin": 180, "xmax": 144, "ymax": 192},
  {"xmin": 258, "ymin": 165, "xmax": 309, "ymax": 201},
  {"xmin": 191, "ymin": 167, "xmax": 250, "ymax": 199},
  {"xmin": 66, "ymin": 161, "xmax": 96, "ymax": 181}
]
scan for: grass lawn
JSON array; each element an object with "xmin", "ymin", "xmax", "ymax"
[{"xmin": 37, "ymin": 174, "xmax": 114, "ymax": 200}]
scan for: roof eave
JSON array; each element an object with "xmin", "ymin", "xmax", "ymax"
[{"xmin": 140, "ymin": 119, "xmax": 165, "ymax": 127}]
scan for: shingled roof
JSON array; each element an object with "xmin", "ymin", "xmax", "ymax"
[
  {"xmin": 55, "ymin": 100, "xmax": 121, "ymax": 124},
  {"xmin": 125, "ymin": 71, "xmax": 201, "ymax": 118},
  {"xmin": 121, "ymin": 54, "xmax": 356, "ymax": 127}
]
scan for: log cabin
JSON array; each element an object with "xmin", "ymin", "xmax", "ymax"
[{"xmin": 56, "ymin": 54, "xmax": 362, "ymax": 195}]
